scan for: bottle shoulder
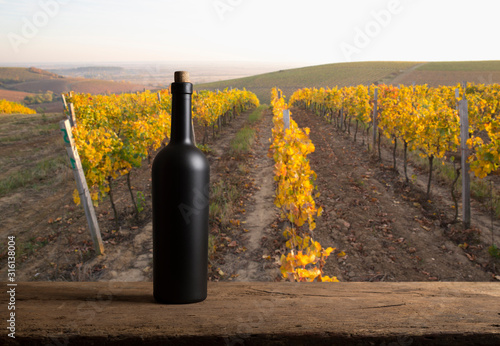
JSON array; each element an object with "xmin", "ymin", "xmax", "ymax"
[{"xmin": 152, "ymin": 142, "xmax": 209, "ymax": 170}]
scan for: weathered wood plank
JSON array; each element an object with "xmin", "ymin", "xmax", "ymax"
[{"xmin": 1, "ymin": 282, "xmax": 499, "ymax": 345}]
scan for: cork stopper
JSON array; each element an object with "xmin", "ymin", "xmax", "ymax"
[{"xmin": 174, "ymin": 71, "xmax": 190, "ymax": 83}]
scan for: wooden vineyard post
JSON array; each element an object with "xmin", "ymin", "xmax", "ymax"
[
  {"xmin": 157, "ymin": 92, "xmax": 161, "ymax": 103},
  {"xmin": 283, "ymin": 109, "xmax": 290, "ymax": 130},
  {"xmin": 340, "ymin": 105, "xmax": 344, "ymax": 131},
  {"xmin": 68, "ymin": 103, "xmax": 76, "ymax": 127},
  {"xmin": 372, "ymin": 87, "xmax": 378, "ymax": 155},
  {"xmin": 61, "ymin": 94, "xmax": 68, "ymax": 111},
  {"xmin": 216, "ymin": 89, "xmax": 222, "ymax": 135},
  {"xmin": 459, "ymin": 97, "xmax": 471, "ymax": 230},
  {"xmin": 60, "ymin": 119, "xmax": 105, "ymax": 255}
]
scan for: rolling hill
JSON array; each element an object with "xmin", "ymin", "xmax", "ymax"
[
  {"xmin": 4, "ymin": 61, "xmax": 500, "ymax": 107},
  {"xmin": 196, "ymin": 61, "xmax": 500, "ymax": 104},
  {"xmin": 391, "ymin": 61, "xmax": 500, "ymax": 86},
  {"xmin": 0, "ymin": 67, "xmax": 61, "ymax": 84},
  {"xmin": 0, "ymin": 67, "xmax": 147, "ymax": 103}
]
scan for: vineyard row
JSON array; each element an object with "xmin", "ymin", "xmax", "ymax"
[
  {"xmin": 65, "ymin": 88, "xmax": 259, "ymax": 219},
  {"xmin": 290, "ymin": 83, "xmax": 499, "ymax": 184},
  {"xmin": 269, "ymin": 88, "xmax": 338, "ymax": 282}
]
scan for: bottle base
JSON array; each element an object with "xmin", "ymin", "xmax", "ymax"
[{"xmin": 154, "ymin": 294, "xmax": 207, "ymax": 305}]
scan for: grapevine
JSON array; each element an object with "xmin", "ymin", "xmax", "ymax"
[
  {"xmin": 269, "ymin": 88, "xmax": 338, "ymax": 282},
  {"xmin": 0, "ymin": 99, "xmax": 36, "ymax": 114},
  {"xmin": 65, "ymin": 88, "xmax": 258, "ymax": 222},
  {"xmin": 193, "ymin": 88, "xmax": 259, "ymax": 143},
  {"xmin": 291, "ymin": 83, "xmax": 500, "ymax": 195}
]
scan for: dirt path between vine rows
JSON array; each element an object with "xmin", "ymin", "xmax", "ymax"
[
  {"xmin": 83, "ymin": 109, "xmax": 265, "ymax": 282},
  {"xmin": 290, "ymin": 107, "xmax": 498, "ymax": 282},
  {"xmin": 5, "ymin": 108, "xmax": 266, "ymax": 283},
  {"xmin": 215, "ymin": 109, "xmax": 280, "ymax": 281},
  {"xmin": 6, "ymin": 104, "xmax": 497, "ymax": 284}
]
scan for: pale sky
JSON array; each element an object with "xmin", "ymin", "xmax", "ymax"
[{"xmin": 0, "ymin": 0, "xmax": 499, "ymax": 65}]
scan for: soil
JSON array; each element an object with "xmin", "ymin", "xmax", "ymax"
[
  {"xmin": 0, "ymin": 89, "xmax": 33, "ymax": 102},
  {"xmin": 0, "ymin": 104, "xmax": 498, "ymax": 283},
  {"xmin": 287, "ymin": 107, "xmax": 499, "ymax": 282},
  {"xmin": 0, "ymin": 107, "xmax": 278, "ymax": 283},
  {"xmin": 211, "ymin": 109, "xmax": 280, "ymax": 281},
  {"xmin": 0, "ymin": 107, "xmax": 157, "ymax": 282}
]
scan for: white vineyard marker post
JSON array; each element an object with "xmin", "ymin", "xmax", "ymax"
[
  {"xmin": 61, "ymin": 94, "xmax": 68, "ymax": 111},
  {"xmin": 68, "ymin": 103, "xmax": 76, "ymax": 127},
  {"xmin": 60, "ymin": 119, "xmax": 104, "ymax": 255},
  {"xmin": 283, "ymin": 109, "xmax": 290, "ymax": 130},
  {"xmin": 372, "ymin": 87, "xmax": 378, "ymax": 154},
  {"xmin": 458, "ymin": 97, "xmax": 471, "ymax": 229}
]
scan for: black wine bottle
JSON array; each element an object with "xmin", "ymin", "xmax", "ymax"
[{"xmin": 152, "ymin": 71, "xmax": 210, "ymax": 304}]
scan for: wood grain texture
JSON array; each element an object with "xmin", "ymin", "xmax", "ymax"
[{"xmin": 1, "ymin": 282, "xmax": 499, "ymax": 345}]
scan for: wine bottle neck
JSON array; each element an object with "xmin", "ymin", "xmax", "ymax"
[{"xmin": 170, "ymin": 82, "xmax": 193, "ymax": 144}]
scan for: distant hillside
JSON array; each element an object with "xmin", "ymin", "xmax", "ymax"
[
  {"xmin": 0, "ymin": 67, "xmax": 62, "ymax": 86},
  {"xmin": 54, "ymin": 66, "xmax": 125, "ymax": 73},
  {"xmin": 49, "ymin": 66, "xmax": 126, "ymax": 80},
  {"xmin": 6, "ymin": 78, "xmax": 146, "ymax": 95},
  {"xmin": 0, "ymin": 67, "xmax": 146, "ymax": 102},
  {"xmin": 0, "ymin": 89, "xmax": 33, "ymax": 103},
  {"xmin": 391, "ymin": 60, "xmax": 500, "ymax": 86},
  {"xmin": 196, "ymin": 62, "xmax": 419, "ymax": 104},
  {"xmin": 197, "ymin": 61, "xmax": 500, "ymax": 104}
]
